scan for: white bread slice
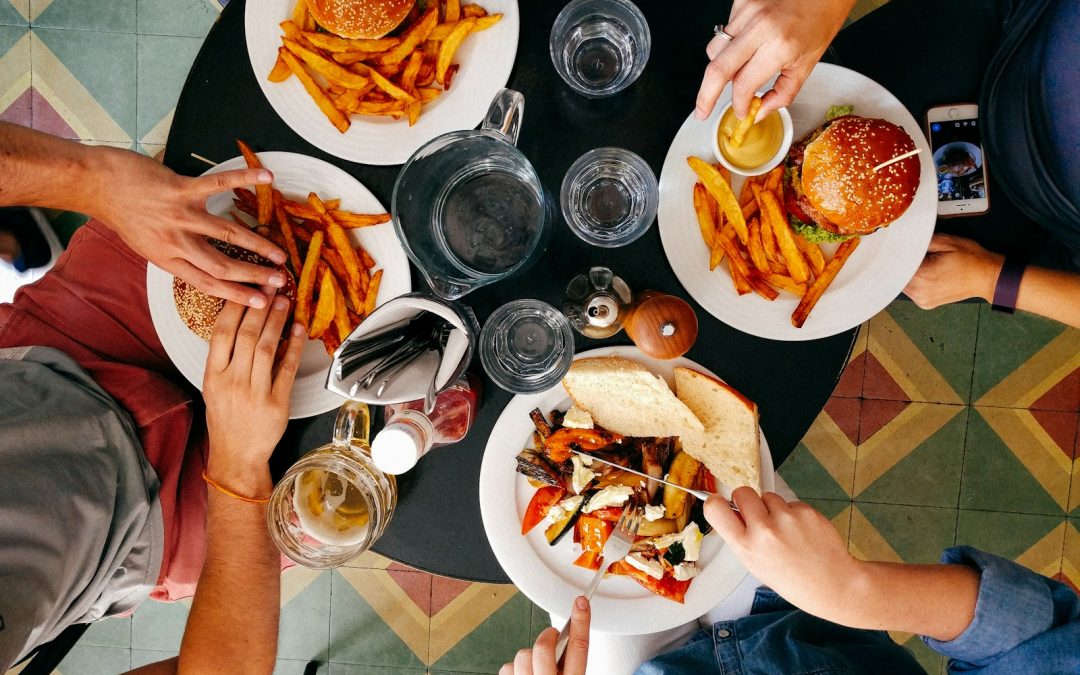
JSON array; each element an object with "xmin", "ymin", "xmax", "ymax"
[
  {"xmin": 674, "ymin": 367, "xmax": 761, "ymax": 492},
  {"xmin": 561, "ymin": 357, "xmax": 706, "ymax": 455}
]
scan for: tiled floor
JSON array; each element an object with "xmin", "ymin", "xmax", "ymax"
[{"xmin": 2, "ymin": 1, "xmax": 1078, "ymax": 674}]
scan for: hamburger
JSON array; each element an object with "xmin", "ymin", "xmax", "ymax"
[
  {"xmin": 784, "ymin": 114, "xmax": 920, "ymax": 243},
  {"xmin": 173, "ymin": 240, "xmax": 296, "ymax": 341},
  {"xmin": 306, "ymin": 0, "xmax": 417, "ymax": 39}
]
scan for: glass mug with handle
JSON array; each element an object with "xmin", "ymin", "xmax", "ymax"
[{"xmin": 392, "ymin": 88, "xmax": 551, "ymax": 300}]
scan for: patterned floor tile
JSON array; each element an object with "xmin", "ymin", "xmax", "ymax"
[
  {"xmin": 864, "ymin": 301, "xmax": 978, "ymax": 404},
  {"xmin": 528, "ymin": 599, "xmax": 550, "ymax": 643},
  {"xmin": 56, "ymin": 645, "xmax": 131, "ymax": 674},
  {"xmin": 833, "ymin": 322, "xmax": 868, "ymax": 398},
  {"xmin": 275, "ymin": 659, "xmax": 329, "ymax": 675},
  {"xmin": 30, "ymin": 0, "xmax": 135, "ymax": 32},
  {"xmin": 1063, "ymin": 519, "xmax": 1080, "ymax": 593},
  {"xmin": 849, "ymin": 503, "xmax": 957, "ymax": 564},
  {"xmin": 854, "ymin": 402, "xmax": 966, "ymax": 507},
  {"xmin": 803, "ymin": 497, "xmax": 854, "ymax": 545},
  {"xmin": 972, "ymin": 305, "xmax": 1080, "ymax": 411},
  {"xmin": 79, "ymin": 615, "xmax": 131, "ymax": 648},
  {"xmin": 955, "ymin": 510, "xmax": 1066, "ymax": 578},
  {"xmin": 136, "ymin": 33, "xmax": 201, "ymax": 144},
  {"xmin": 131, "ymin": 598, "xmax": 189, "ymax": 652},
  {"xmin": 902, "ymin": 637, "xmax": 945, "ymax": 675},
  {"xmin": 31, "ymin": 27, "xmax": 135, "ymax": 142},
  {"xmin": 777, "ymin": 398, "xmax": 858, "ymax": 500},
  {"xmin": 279, "ymin": 567, "xmax": 332, "ymax": 661},
  {"xmin": 330, "ymin": 568, "xmax": 429, "ymax": 668},
  {"xmin": 137, "ymin": 0, "xmax": 219, "ymax": 37},
  {"xmin": 341, "ymin": 549, "xmax": 394, "ymax": 570},
  {"xmin": 0, "ymin": 0, "xmax": 28, "ymax": 26},
  {"xmin": 331, "ymin": 666, "xmax": 425, "ymax": 675},
  {"xmin": 1072, "ymin": 453, "xmax": 1080, "ymax": 516},
  {"xmin": 0, "ymin": 26, "xmax": 29, "ymax": 125},
  {"xmin": 430, "ymin": 591, "xmax": 533, "ymax": 674},
  {"xmin": 960, "ymin": 408, "xmax": 1076, "ymax": 515},
  {"xmin": 130, "ymin": 649, "xmax": 177, "ymax": 668}
]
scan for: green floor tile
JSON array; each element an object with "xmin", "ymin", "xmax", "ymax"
[
  {"xmin": 327, "ymin": 571, "xmax": 426, "ymax": 669},
  {"xmin": 971, "ymin": 305, "xmax": 1070, "ymax": 403},
  {"xmin": 0, "ymin": 23, "xmax": 25, "ymax": 52},
  {"xmin": 960, "ymin": 409, "xmax": 1067, "ymax": 516},
  {"xmin": 276, "ymin": 659, "xmax": 329, "ymax": 675},
  {"xmin": 31, "ymin": 0, "xmax": 135, "ymax": 32},
  {"xmin": 778, "ymin": 443, "xmax": 852, "ymax": 501},
  {"xmin": 529, "ymin": 599, "xmax": 550, "ymax": 643},
  {"xmin": 136, "ymin": 33, "xmax": 201, "ymax": 142},
  {"xmin": 280, "ymin": 570, "xmax": 332, "ymax": 661},
  {"xmin": 130, "ymin": 649, "xmax": 177, "ymax": 669},
  {"xmin": 0, "ymin": 0, "xmax": 27, "ymax": 26},
  {"xmin": 856, "ymin": 406, "xmax": 967, "ymax": 508},
  {"xmin": 883, "ymin": 301, "xmax": 979, "ymax": 403},
  {"xmin": 79, "ymin": 615, "xmax": 131, "ymax": 648},
  {"xmin": 131, "ymin": 598, "xmax": 189, "ymax": 652},
  {"xmin": 56, "ymin": 645, "xmax": 131, "ymax": 674},
  {"xmin": 903, "ymin": 636, "xmax": 945, "ymax": 675},
  {"xmin": 955, "ymin": 510, "xmax": 1065, "ymax": 564},
  {"xmin": 330, "ymin": 666, "xmax": 425, "ymax": 675},
  {"xmin": 137, "ymin": 0, "xmax": 219, "ymax": 37},
  {"xmin": 431, "ymin": 592, "xmax": 533, "ymax": 674},
  {"xmin": 852, "ymin": 503, "xmax": 957, "ymax": 564}
]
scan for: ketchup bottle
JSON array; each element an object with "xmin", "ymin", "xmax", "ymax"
[{"xmin": 370, "ymin": 374, "xmax": 480, "ymax": 475}]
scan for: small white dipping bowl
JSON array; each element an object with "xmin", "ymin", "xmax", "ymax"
[{"xmin": 711, "ymin": 95, "xmax": 794, "ymax": 177}]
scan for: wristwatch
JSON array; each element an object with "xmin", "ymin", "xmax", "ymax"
[{"xmin": 991, "ymin": 256, "xmax": 1026, "ymax": 314}]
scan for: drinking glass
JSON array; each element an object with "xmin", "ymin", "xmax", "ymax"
[
  {"xmin": 392, "ymin": 89, "xmax": 550, "ymax": 300},
  {"xmin": 561, "ymin": 147, "xmax": 658, "ymax": 247},
  {"xmin": 480, "ymin": 300, "xmax": 575, "ymax": 394},
  {"xmin": 549, "ymin": 0, "xmax": 651, "ymax": 98}
]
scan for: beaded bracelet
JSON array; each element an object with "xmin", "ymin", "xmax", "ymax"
[{"xmin": 202, "ymin": 470, "xmax": 271, "ymax": 504}]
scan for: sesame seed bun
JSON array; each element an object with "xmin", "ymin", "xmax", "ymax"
[
  {"xmin": 307, "ymin": 0, "xmax": 416, "ymax": 39},
  {"xmin": 798, "ymin": 116, "xmax": 920, "ymax": 236},
  {"xmin": 172, "ymin": 241, "xmax": 296, "ymax": 341}
]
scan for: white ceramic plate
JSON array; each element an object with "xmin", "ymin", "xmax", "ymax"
[
  {"xmin": 245, "ymin": 0, "xmax": 520, "ymax": 165},
  {"xmin": 146, "ymin": 152, "xmax": 411, "ymax": 419},
  {"xmin": 657, "ymin": 63, "xmax": 936, "ymax": 341},
  {"xmin": 479, "ymin": 345, "xmax": 776, "ymax": 635}
]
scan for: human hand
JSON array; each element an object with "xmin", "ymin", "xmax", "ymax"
[
  {"xmin": 90, "ymin": 147, "xmax": 287, "ymax": 308},
  {"xmin": 695, "ymin": 0, "xmax": 855, "ymax": 121},
  {"xmin": 705, "ymin": 488, "xmax": 864, "ymax": 621},
  {"xmin": 499, "ymin": 596, "xmax": 590, "ymax": 675},
  {"xmin": 203, "ymin": 292, "xmax": 305, "ymax": 496},
  {"xmin": 904, "ymin": 234, "xmax": 1004, "ymax": 309}
]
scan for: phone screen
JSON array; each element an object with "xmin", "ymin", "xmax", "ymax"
[{"xmin": 928, "ymin": 118, "xmax": 987, "ymax": 202}]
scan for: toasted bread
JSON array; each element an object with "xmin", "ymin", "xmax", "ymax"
[
  {"xmin": 561, "ymin": 357, "xmax": 706, "ymax": 455},
  {"xmin": 674, "ymin": 367, "xmax": 761, "ymax": 491}
]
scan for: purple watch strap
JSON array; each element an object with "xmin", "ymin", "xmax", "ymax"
[{"xmin": 991, "ymin": 256, "xmax": 1026, "ymax": 314}]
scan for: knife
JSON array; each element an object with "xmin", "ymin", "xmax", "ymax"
[{"xmin": 571, "ymin": 450, "xmax": 738, "ymax": 511}]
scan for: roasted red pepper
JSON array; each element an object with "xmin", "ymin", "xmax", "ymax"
[
  {"xmin": 544, "ymin": 428, "xmax": 623, "ymax": 462},
  {"xmin": 521, "ymin": 486, "xmax": 565, "ymax": 535}
]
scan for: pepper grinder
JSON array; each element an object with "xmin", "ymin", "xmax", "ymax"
[
  {"xmin": 563, "ymin": 266, "xmax": 634, "ymax": 339},
  {"xmin": 624, "ymin": 291, "xmax": 699, "ymax": 360}
]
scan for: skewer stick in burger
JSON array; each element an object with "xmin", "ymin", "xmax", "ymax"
[
  {"xmin": 307, "ymin": 0, "xmax": 418, "ymax": 39},
  {"xmin": 784, "ymin": 114, "xmax": 921, "ymax": 243}
]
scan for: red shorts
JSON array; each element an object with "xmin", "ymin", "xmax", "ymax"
[{"xmin": 0, "ymin": 221, "xmax": 207, "ymax": 601}]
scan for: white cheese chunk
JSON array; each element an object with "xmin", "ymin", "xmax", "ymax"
[
  {"xmin": 651, "ymin": 522, "xmax": 704, "ymax": 562},
  {"xmin": 624, "ymin": 553, "xmax": 664, "ymax": 580},
  {"xmin": 543, "ymin": 495, "xmax": 584, "ymax": 527},
  {"xmin": 643, "ymin": 504, "xmax": 667, "ymax": 521},
  {"xmin": 672, "ymin": 562, "xmax": 699, "ymax": 581},
  {"xmin": 562, "ymin": 406, "xmax": 594, "ymax": 429},
  {"xmin": 570, "ymin": 455, "xmax": 597, "ymax": 495},
  {"xmin": 582, "ymin": 485, "xmax": 633, "ymax": 512}
]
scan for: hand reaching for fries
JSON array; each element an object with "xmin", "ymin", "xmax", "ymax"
[
  {"xmin": 90, "ymin": 146, "xmax": 289, "ymax": 309},
  {"xmin": 696, "ymin": 0, "xmax": 855, "ymax": 121},
  {"xmin": 903, "ymin": 234, "xmax": 1004, "ymax": 309}
]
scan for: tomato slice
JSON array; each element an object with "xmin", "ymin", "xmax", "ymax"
[
  {"xmin": 576, "ymin": 514, "xmax": 613, "ymax": 553},
  {"xmin": 521, "ymin": 486, "xmax": 565, "ymax": 535},
  {"xmin": 573, "ymin": 550, "xmax": 602, "ymax": 570},
  {"xmin": 623, "ymin": 567, "xmax": 692, "ymax": 603}
]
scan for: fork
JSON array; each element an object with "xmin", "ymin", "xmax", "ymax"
[{"xmin": 554, "ymin": 503, "xmax": 642, "ymax": 663}]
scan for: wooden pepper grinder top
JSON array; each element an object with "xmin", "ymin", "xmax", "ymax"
[{"xmin": 623, "ymin": 291, "xmax": 699, "ymax": 360}]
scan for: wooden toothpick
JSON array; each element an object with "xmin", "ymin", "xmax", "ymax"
[
  {"xmin": 872, "ymin": 148, "xmax": 921, "ymax": 172},
  {"xmin": 190, "ymin": 152, "xmax": 219, "ymax": 167}
]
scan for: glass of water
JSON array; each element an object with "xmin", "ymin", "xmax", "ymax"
[
  {"xmin": 561, "ymin": 147, "xmax": 658, "ymax": 247},
  {"xmin": 549, "ymin": 0, "xmax": 651, "ymax": 98},
  {"xmin": 480, "ymin": 300, "xmax": 575, "ymax": 394}
]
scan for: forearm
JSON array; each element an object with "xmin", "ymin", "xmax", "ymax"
[
  {"xmin": 1015, "ymin": 266, "xmax": 1080, "ymax": 329},
  {"xmin": 177, "ymin": 458, "xmax": 279, "ymax": 675},
  {"xmin": 829, "ymin": 560, "xmax": 980, "ymax": 642}
]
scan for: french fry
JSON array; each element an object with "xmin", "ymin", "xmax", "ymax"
[
  {"xmin": 268, "ymin": 53, "xmax": 291, "ymax": 82},
  {"xmin": 331, "ymin": 50, "xmax": 377, "ymax": 65},
  {"xmin": 334, "ymin": 211, "xmax": 391, "ymax": 228},
  {"xmin": 282, "ymin": 38, "xmax": 371, "ymax": 89},
  {"xmin": 437, "ymin": 18, "xmax": 475, "ymax": 85},
  {"xmin": 795, "ymin": 234, "xmax": 826, "ymax": 276},
  {"xmin": 368, "ymin": 68, "xmax": 417, "ymax": 102},
  {"xmin": 401, "ymin": 50, "xmax": 423, "ymax": 92},
  {"xmin": 279, "ymin": 48, "xmax": 350, "ymax": 132},
  {"xmin": 759, "ymin": 200, "xmax": 781, "ymax": 264},
  {"xmin": 763, "ymin": 165, "xmax": 784, "ymax": 192},
  {"xmin": 281, "ymin": 198, "xmax": 340, "ymax": 215},
  {"xmin": 236, "ymin": 140, "xmax": 272, "ymax": 225},
  {"xmin": 446, "ymin": 0, "xmax": 461, "ymax": 22},
  {"xmin": 443, "ymin": 64, "xmax": 460, "ymax": 89},
  {"xmin": 373, "ymin": 7, "xmax": 438, "ymax": 66},
  {"xmin": 327, "ymin": 272, "xmax": 351, "ymax": 342},
  {"xmin": 364, "ymin": 269, "xmax": 383, "ymax": 316},
  {"xmin": 767, "ymin": 274, "xmax": 807, "ymax": 296},
  {"xmin": 692, "ymin": 182, "xmax": 715, "ymax": 249},
  {"xmin": 462, "ymin": 3, "xmax": 487, "ymax": 17},
  {"xmin": 687, "ymin": 156, "xmax": 748, "ymax": 244},
  {"xmin": 295, "ymin": 230, "xmax": 324, "ymax": 330},
  {"xmin": 429, "ymin": 15, "xmax": 498, "ymax": 41},
  {"xmin": 728, "ymin": 97, "xmax": 762, "ymax": 148},
  {"xmin": 308, "ymin": 193, "xmax": 364, "ymax": 295},
  {"xmin": 358, "ymin": 247, "xmax": 377, "ymax": 269},
  {"xmin": 291, "ymin": 0, "xmax": 308, "ymax": 27},
  {"xmin": 417, "ymin": 87, "xmax": 442, "ymax": 102},
  {"xmin": 301, "ymin": 33, "xmax": 399, "ymax": 53},
  {"xmin": 279, "ymin": 20, "xmax": 304, "ymax": 41},
  {"xmin": 273, "ymin": 191, "xmax": 303, "ymax": 274},
  {"xmin": 716, "ymin": 229, "xmax": 780, "ymax": 300},
  {"xmin": 792, "ymin": 238, "xmax": 861, "ymax": 327},
  {"xmin": 739, "ymin": 177, "xmax": 756, "ymax": 207},
  {"xmin": 322, "ymin": 248, "xmax": 363, "ymax": 310},
  {"xmin": 755, "ymin": 184, "xmax": 809, "ymax": 283},
  {"xmin": 309, "ymin": 268, "xmax": 336, "ymax": 339},
  {"xmin": 746, "ymin": 217, "xmax": 771, "ymax": 275}
]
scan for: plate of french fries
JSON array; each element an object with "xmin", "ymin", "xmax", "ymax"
[
  {"xmin": 246, "ymin": 0, "xmax": 519, "ymax": 166},
  {"xmin": 146, "ymin": 149, "xmax": 411, "ymax": 419},
  {"xmin": 657, "ymin": 63, "xmax": 936, "ymax": 341}
]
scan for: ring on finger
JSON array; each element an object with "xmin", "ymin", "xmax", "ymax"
[{"xmin": 713, "ymin": 24, "xmax": 735, "ymax": 41}]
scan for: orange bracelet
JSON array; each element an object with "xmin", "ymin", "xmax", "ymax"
[{"xmin": 202, "ymin": 470, "xmax": 271, "ymax": 504}]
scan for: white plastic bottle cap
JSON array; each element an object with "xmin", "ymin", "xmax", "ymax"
[{"xmin": 371, "ymin": 424, "xmax": 424, "ymax": 475}]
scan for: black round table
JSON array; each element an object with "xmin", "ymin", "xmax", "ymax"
[{"xmin": 164, "ymin": 0, "xmax": 856, "ymax": 583}]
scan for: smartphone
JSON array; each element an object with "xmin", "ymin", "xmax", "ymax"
[{"xmin": 926, "ymin": 104, "xmax": 990, "ymax": 217}]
